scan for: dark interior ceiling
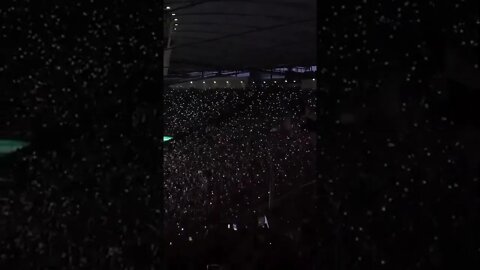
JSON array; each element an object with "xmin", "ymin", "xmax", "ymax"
[{"xmin": 164, "ymin": 0, "xmax": 316, "ymax": 74}]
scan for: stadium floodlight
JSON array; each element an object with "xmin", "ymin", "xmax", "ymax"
[
  {"xmin": 163, "ymin": 136, "xmax": 173, "ymax": 142},
  {"xmin": 0, "ymin": 140, "xmax": 29, "ymax": 156}
]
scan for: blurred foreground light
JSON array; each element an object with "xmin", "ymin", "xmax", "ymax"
[
  {"xmin": 0, "ymin": 140, "xmax": 29, "ymax": 156},
  {"xmin": 163, "ymin": 136, "xmax": 173, "ymax": 142}
]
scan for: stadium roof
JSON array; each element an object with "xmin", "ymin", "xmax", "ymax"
[{"xmin": 164, "ymin": 0, "xmax": 316, "ymax": 74}]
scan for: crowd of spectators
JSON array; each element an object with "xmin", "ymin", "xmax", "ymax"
[
  {"xmin": 0, "ymin": 0, "xmax": 319, "ymax": 268},
  {"xmin": 3, "ymin": 0, "xmax": 477, "ymax": 268},
  {"xmin": 164, "ymin": 85, "xmax": 317, "ymax": 268}
]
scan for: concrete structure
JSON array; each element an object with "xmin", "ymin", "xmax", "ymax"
[
  {"xmin": 169, "ymin": 77, "xmax": 248, "ymax": 89},
  {"xmin": 163, "ymin": 14, "xmax": 174, "ymax": 76},
  {"xmin": 164, "ymin": 0, "xmax": 316, "ymax": 75}
]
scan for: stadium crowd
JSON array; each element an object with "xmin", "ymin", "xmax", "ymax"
[{"xmin": 164, "ymin": 84, "xmax": 317, "ymax": 268}]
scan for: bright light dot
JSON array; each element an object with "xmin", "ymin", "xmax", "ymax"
[
  {"xmin": 214, "ymin": 81, "xmax": 216, "ymax": 83},
  {"xmin": 172, "ymin": 13, "xmax": 176, "ymax": 16},
  {"xmin": 240, "ymin": 81, "xmax": 243, "ymax": 83},
  {"xmin": 226, "ymin": 81, "xmax": 229, "ymax": 83},
  {"xmin": 263, "ymin": 81, "xmax": 266, "ymax": 83},
  {"xmin": 174, "ymin": 28, "xmax": 177, "ymax": 30},
  {"xmin": 285, "ymin": 80, "xmax": 288, "ymax": 82},
  {"xmin": 174, "ymin": 18, "xmax": 178, "ymax": 21},
  {"xmin": 203, "ymin": 81, "xmax": 205, "ymax": 84},
  {"xmin": 175, "ymin": 24, "xmax": 178, "ymax": 26},
  {"xmin": 312, "ymin": 78, "xmax": 316, "ymax": 81},
  {"xmin": 166, "ymin": 6, "xmax": 171, "ymax": 10},
  {"xmin": 190, "ymin": 81, "xmax": 193, "ymax": 84}
]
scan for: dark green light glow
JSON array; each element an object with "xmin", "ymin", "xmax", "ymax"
[{"xmin": 0, "ymin": 140, "xmax": 29, "ymax": 156}]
